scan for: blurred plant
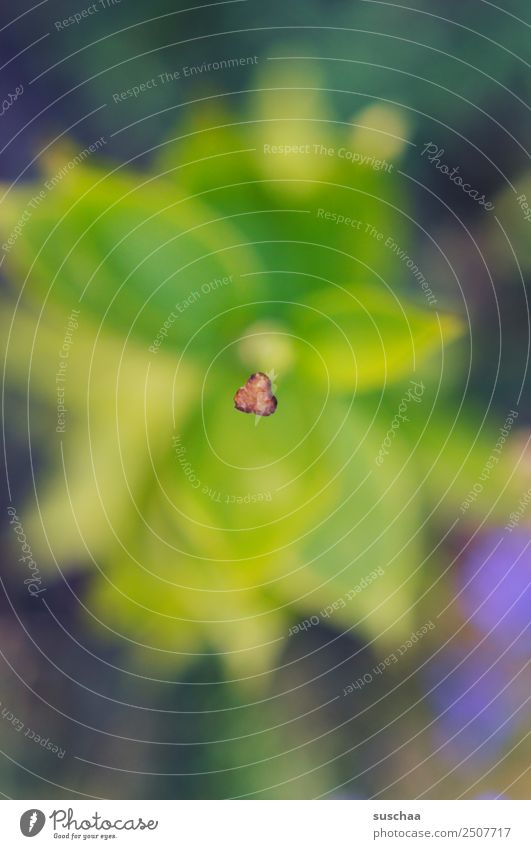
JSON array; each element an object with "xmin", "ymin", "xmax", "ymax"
[{"xmin": 1, "ymin": 88, "xmax": 467, "ymax": 685}]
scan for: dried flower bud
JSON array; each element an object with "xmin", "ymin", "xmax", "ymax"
[{"xmin": 234, "ymin": 372, "xmax": 277, "ymax": 417}]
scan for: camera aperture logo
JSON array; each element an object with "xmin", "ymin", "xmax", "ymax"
[{"xmin": 20, "ymin": 809, "xmax": 45, "ymax": 837}]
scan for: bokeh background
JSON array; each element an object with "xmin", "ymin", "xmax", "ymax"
[{"xmin": 0, "ymin": 0, "xmax": 530, "ymax": 799}]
